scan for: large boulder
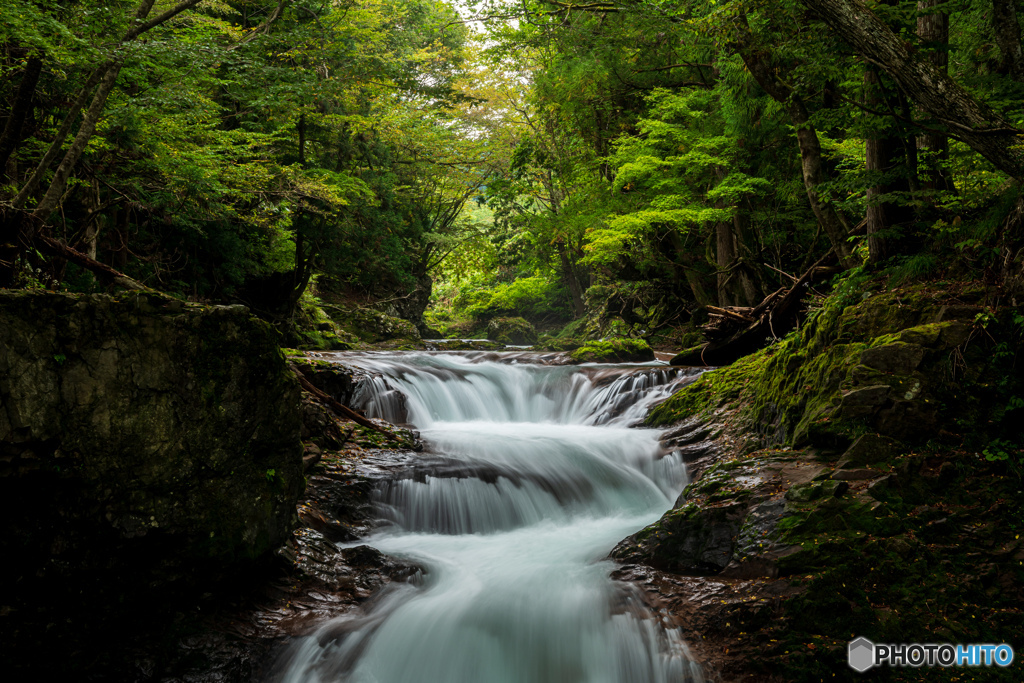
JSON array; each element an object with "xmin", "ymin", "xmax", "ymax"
[
  {"xmin": 487, "ymin": 316, "xmax": 539, "ymax": 345},
  {"xmin": 0, "ymin": 291, "xmax": 302, "ymax": 650}
]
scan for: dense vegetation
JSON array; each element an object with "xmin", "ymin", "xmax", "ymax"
[{"xmin": 2, "ymin": 0, "xmax": 1023, "ymax": 336}]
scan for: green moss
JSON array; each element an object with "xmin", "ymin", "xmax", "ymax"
[
  {"xmin": 486, "ymin": 316, "xmax": 538, "ymax": 345},
  {"xmin": 568, "ymin": 338, "xmax": 654, "ymax": 363}
]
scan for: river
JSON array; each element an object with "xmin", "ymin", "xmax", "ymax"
[{"xmin": 271, "ymin": 352, "xmax": 706, "ymax": 683}]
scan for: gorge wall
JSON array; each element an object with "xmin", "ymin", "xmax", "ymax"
[{"xmin": 0, "ymin": 291, "xmax": 303, "ymax": 672}]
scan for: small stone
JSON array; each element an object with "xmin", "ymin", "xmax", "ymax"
[
  {"xmin": 785, "ymin": 482, "xmax": 822, "ymax": 503},
  {"xmin": 820, "ymin": 480, "xmax": 850, "ymax": 497}
]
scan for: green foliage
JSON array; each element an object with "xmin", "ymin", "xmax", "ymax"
[
  {"xmin": 569, "ymin": 338, "xmax": 654, "ymax": 364},
  {"xmin": 461, "ymin": 276, "xmax": 571, "ymax": 322}
]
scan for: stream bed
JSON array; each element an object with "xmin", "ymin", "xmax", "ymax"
[{"xmin": 270, "ymin": 352, "xmax": 706, "ymax": 683}]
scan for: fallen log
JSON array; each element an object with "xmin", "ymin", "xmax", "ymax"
[
  {"xmin": 706, "ymin": 305, "xmax": 755, "ymax": 323},
  {"xmin": 290, "ymin": 366, "xmax": 400, "ymax": 442},
  {"xmin": 671, "ymin": 251, "xmax": 837, "ymax": 367}
]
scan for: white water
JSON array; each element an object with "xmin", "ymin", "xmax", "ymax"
[{"xmin": 273, "ymin": 353, "xmax": 705, "ymax": 683}]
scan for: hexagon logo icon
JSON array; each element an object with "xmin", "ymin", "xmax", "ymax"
[{"xmin": 848, "ymin": 637, "xmax": 875, "ymax": 672}]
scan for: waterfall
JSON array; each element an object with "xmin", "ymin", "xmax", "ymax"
[{"xmin": 271, "ymin": 352, "xmax": 705, "ymax": 683}]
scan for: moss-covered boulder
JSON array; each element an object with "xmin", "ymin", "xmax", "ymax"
[
  {"xmin": 0, "ymin": 291, "xmax": 302, "ymax": 641},
  {"xmin": 569, "ymin": 338, "xmax": 655, "ymax": 363},
  {"xmin": 486, "ymin": 316, "xmax": 538, "ymax": 345},
  {"xmin": 321, "ymin": 303, "xmax": 421, "ymax": 347}
]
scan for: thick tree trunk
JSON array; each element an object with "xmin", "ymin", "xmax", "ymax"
[
  {"xmin": 716, "ymin": 216, "xmax": 738, "ymax": 306},
  {"xmin": 735, "ymin": 29, "xmax": 858, "ymax": 268},
  {"xmin": 714, "ymin": 203, "xmax": 759, "ymax": 306},
  {"xmin": 0, "ymin": 56, "xmax": 43, "ymax": 178},
  {"xmin": 556, "ymin": 240, "xmax": 586, "ymax": 318},
  {"xmin": 864, "ymin": 68, "xmax": 891, "ymax": 263},
  {"xmin": 992, "ymin": 0, "xmax": 1024, "ymax": 81},
  {"xmin": 799, "ymin": 0, "xmax": 1024, "ymax": 178},
  {"xmin": 916, "ymin": 0, "xmax": 954, "ymax": 193}
]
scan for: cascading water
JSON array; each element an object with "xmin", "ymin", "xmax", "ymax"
[{"xmin": 271, "ymin": 352, "xmax": 706, "ymax": 683}]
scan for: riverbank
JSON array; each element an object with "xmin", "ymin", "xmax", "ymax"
[{"xmin": 617, "ymin": 277, "xmax": 1024, "ymax": 681}]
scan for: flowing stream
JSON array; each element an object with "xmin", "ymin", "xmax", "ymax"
[{"xmin": 273, "ymin": 352, "xmax": 706, "ymax": 683}]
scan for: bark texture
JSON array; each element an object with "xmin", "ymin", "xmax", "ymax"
[
  {"xmin": 799, "ymin": 0, "xmax": 1024, "ymax": 178},
  {"xmin": 916, "ymin": 0, "xmax": 954, "ymax": 193}
]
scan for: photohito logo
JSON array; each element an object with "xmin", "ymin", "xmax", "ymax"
[{"xmin": 848, "ymin": 638, "xmax": 1015, "ymax": 671}]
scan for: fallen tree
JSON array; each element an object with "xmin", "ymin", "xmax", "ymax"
[{"xmin": 671, "ymin": 252, "xmax": 839, "ymax": 366}]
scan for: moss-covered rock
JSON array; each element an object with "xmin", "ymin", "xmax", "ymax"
[
  {"xmin": 0, "ymin": 291, "xmax": 302, "ymax": 649},
  {"xmin": 320, "ymin": 303, "xmax": 423, "ymax": 348},
  {"xmin": 568, "ymin": 338, "xmax": 655, "ymax": 363},
  {"xmin": 426, "ymin": 339, "xmax": 506, "ymax": 351},
  {"xmin": 486, "ymin": 316, "xmax": 538, "ymax": 345}
]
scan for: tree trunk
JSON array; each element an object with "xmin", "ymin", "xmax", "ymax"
[
  {"xmin": 734, "ymin": 26, "xmax": 858, "ymax": 268},
  {"xmin": 864, "ymin": 68, "xmax": 891, "ymax": 263},
  {"xmin": 10, "ymin": 65, "xmax": 110, "ymax": 210},
  {"xmin": 992, "ymin": 0, "xmax": 1024, "ymax": 81},
  {"xmin": 556, "ymin": 240, "xmax": 586, "ymax": 318},
  {"xmin": 83, "ymin": 177, "xmax": 104, "ymax": 262},
  {"xmin": 799, "ymin": 0, "xmax": 1024, "ymax": 178},
  {"xmin": 916, "ymin": 0, "xmax": 954, "ymax": 193},
  {"xmin": 0, "ymin": 56, "xmax": 43, "ymax": 178},
  {"xmin": 716, "ymin": 215, "xmax": 739, "ymax": 306},
  {"xmin": 29, "ymin": 63, "xmax": 124, "ymax": 224},
  {"xmin": 732, "ymin": 210, "xmax": 761, "ymax": 305},
  {"xmin": 667, "ymin": 230, "xmax": 713, "ymax": 306}
]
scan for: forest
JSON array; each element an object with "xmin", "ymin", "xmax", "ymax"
[
  {"xmin": 2, "ymin": 0, "xmax": 1024, "ymax": 680},
  {"xmin": 2, "ymin": 0, "xmax": 1023, "ymax": 342}
]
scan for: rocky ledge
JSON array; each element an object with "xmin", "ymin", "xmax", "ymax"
[{"xmin": 0, "ymin": 290, "xmax": 303, "ymax": 676}]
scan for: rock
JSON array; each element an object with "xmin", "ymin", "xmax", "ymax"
[
  {"xmin": 323, "ymin": 304, "xmax": 420, "ymax": 343},
  {"xmin": 785, "ymin": 479, "xmax": 848, "ymax": 501},
  {"xmin": 897, "ymin": 325, "xmax": 943, "ymax": 346},
  {"xmin": 303, "ymin": 452, "xmax": 322, "ymax": 471},
  {"xmin": 486, "ymin": 317, "xmax": 539, "ymax": 345},
  {"xmin": 841, "ymin": 385, "xmax": 891, "ymax": 407},
  {"xmin": 875, "ymin": 399, "xmax": 938, "ymax": 440},
  {"xmin": 839, "ymin": 385, "xmax": 891, "ymax": 418},
  {"xmin": 864, "ymin": 475, "xmax": 897, "ymax": 501},
  {"xmin": 0, "ymin": 291, "xmax": 302, "ymax": 658},
  {"xmin": 831, "ymin": 468, "xmax": 881, "ymax": 481},
  {"xmin": 935, "ymin": 305, "xmax": 981, "ymax": 322},
  {"xmin": 569, "ymin": 339, "xmax": 655, "ymax": 364},
  {"xmin": 938, "ymin": 320, "xmax": 972, "ymax": 346},
  {"xmin": 613, "ymin": 501, "xmax": 746, "ymax": 574},
  {"xmin": 837, "ymin": 434, "xmax": 901, "ymax": 468},
  {"xmin": 820, "ymin": 479, "xmax": 850, "ymax": 496},
  {"xmin": 785, "ymin": 482, "xmax": 823, "ymax": 502},
  {"xmin": 859, "ymin": 342, "xmax": 925, "ymax": 374}
]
